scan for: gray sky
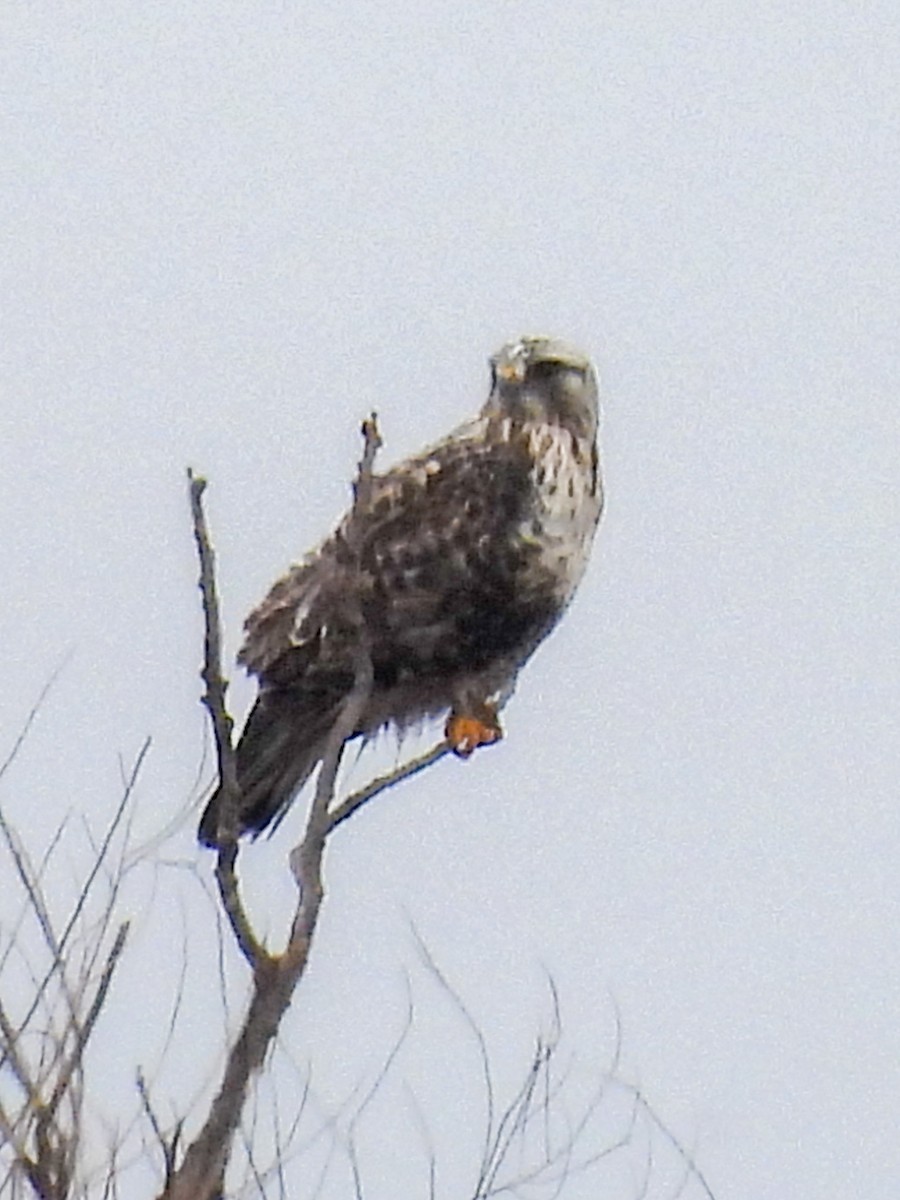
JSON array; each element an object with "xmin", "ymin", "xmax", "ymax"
[{"xmin": 2, "ymin": 2, "xmax": 899, "ymax": 1197}]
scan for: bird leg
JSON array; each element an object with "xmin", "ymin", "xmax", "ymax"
[{"xmin": 446, "ymin": 701, "xmax": 503, "ymax": 758}]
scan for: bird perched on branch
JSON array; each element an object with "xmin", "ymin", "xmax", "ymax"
[{"xmin": 199, "ymin": 335, "xmax": 603, "ymax": 847}]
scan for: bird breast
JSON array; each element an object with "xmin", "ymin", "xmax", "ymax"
[{"xmin": 520, "ymin": 422, "xmax": 602, "ymax": 600}]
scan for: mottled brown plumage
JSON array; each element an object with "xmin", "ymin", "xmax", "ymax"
[{"xmin": 199, "ymin": 336, "xmax": 603, "ymax": 847}]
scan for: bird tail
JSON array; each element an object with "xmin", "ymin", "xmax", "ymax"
[{"xmin": 197, "ymin": 692, "xmax": 335, "ymax": 848}]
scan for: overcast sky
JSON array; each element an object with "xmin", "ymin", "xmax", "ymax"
[{"xmin": 3, "ymin": 2, "xmax": 899, "ymax": 1197}]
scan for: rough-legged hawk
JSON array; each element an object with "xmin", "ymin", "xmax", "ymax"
[{"xmin": 199, "ymin": 335, "xmax": 603, "ymax": 847}]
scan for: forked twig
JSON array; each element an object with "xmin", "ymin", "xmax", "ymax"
[
  {"xmin": 42, "ymin": 921, "xmax": 130, "ymax": 1129},
  {"xmin": 168, "ymin": 412, "xmax": 451, "ymax": 1199},
  {"xmin": 187, "ymin": 468, "xmax": 266, "ymax": 973},
  {"xmin": 0, "ymin": 685, "xmax": 146, "ymax": 1200},
  {"xmin": 137, "ymin": 1069, "xmax": 181, "ymax": 1186}
]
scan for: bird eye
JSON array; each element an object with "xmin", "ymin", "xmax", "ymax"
[{"xmin": 527, "ymin": 360, "xmax": 559, "ymax": 381}]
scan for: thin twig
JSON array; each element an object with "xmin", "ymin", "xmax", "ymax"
[
  {"xmin": 7, "ymin": 739, "xmax": 149, "ymax": 1080},
  {"xmin": 0, "ymin": 997, "xmax": 38, "ymax": 1107},
  {"xmin": 164, "ymin": 417, "xmax": 387, "ymax": 1200},
  {"xmin": 188, "ymin": 468, "xmax": 266, "ymax": 971},
  {"xmin": 57, "ymin": 740, "xmax": 149, "ymax": 961},
  {"xmin": 43, "ymin": 921, "xmax": 130, "ymax": 1127},
  {"xmin": 0, "ymin": 803, "xmax": 84, "ymax": 1091},
  {"xmin": 348, "ymin": 986, "xmax": 414, "ymax": 1134},
  {"xmin": 0, "ymin": 1100, "xmax": 31, "ymax": 1182},
  {"xmin": 288, "ymin": 413, "xmax": 383, "ymax": 923},
  {"xmin": 187, "ymin": 470, "xmax": 238, "ymax": 815},
  {"xmin": 325, "ymin": 740, "xmax": 451, "ymax": 833},
  {"xmin": 411, "ymin": 927, "xmax": 496, "ymax": 1191},
  {"xmin": 0, "ymin": 658, "xmax": 70, "ymax": 788},
  {"xmin": 353, "ymin": 413, "xmax": 382, "ymax": 509},
  {"xmin": 287, "ymin": 659, "xmax": 371, "ymax": 937},
  {"xmin": 215, "ymin": 843, "xmax": 269, "ymax": 972},
  {"xmin": 137, "ymin": 1069, "xmax": 179, "ymax": 1186},
  {"xmin": 630, "ymin": 1089, "xmax": 718, "ymax": 1200},
  {"xmin": 284, "ymin": 416, "xmax": 384, "ymax": 988}
]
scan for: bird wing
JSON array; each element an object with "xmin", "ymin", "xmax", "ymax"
[{"xmin": 238, "ymin": 416, "xmax": 561, "ymax": 697}]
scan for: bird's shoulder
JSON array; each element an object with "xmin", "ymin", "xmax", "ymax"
[
  {"xmin": 357, "ymin": 412, "xmax": 533, "ymax": 538},
  {"xmin": 238, "ymin": 413, "xmax": 534, "ymax": 679}
]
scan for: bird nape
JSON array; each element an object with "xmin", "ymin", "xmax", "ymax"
[{"xmin": 198, "ymin": 335, "xmax": 603, "ymax": 848}]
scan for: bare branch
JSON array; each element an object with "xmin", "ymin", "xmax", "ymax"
[
  {"xmin": 325, "ymin": 740, "xmax": 451, "ymax": 833},
  {"xmin": 188, "ymin": 469, "xmax": 268, "ymax": 972},
  {"xmin": 0, "ymin": 806, "xmax": 71, "ymax": 1011},
  {"xmin": 5, "ymin": 739, "xmax": 149, "ymax": 1089},
  {"xmin": 137, "ymin": 1069, "xmax": 179, "ymax": 1187},
  {"xmin": 165, "ymin": 416, "xmax": 397, "ymax": 1199},
  {"xmin": 0, "ymin": 685, "xmax": 153, "ymax": 1200},
  {"xmin": 297, "ymin": 411, "xmax": 383, "ymax": 854},
  {"xmin": 630, "ymin": 1088, "xmax": 718, "ymax": 1200},
  {"xmin": 214, "ymin": 843, "xmax": 269, "ymax": 972},
  {"xmin": 174, "ymin": 412, "xmax": 658, "ymax": 1200},
  {"xmin": 411, "ymin": 926, "xmax": 496, "ymax": 1188},
  {"xmin": 57, "ymin": 740, "xmax": 149, "ymax": 961},
  {"xmin": 0, "ymin": 996, "xmax": 39, "ymax": 1108},
  {"xmin": 43, "ymin": 921, "xmax": 129, "ymax": 1129},
  {"xmin": 348, "ymin": 986, "xmax": 414, "ymax": 1135},
  {"xmin": 187, "ymin": 468, "xmax": 239, "ymax": 839},
  {"xmin": 0, "ymin": 657, "xmax": 69, "ymax": 788},
  {"xmin": 352, "ymin": 412, "xmax": 382, "ymax": 509}
]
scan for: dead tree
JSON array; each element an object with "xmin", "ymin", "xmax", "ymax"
[
  {"xmin": 163, "ymin": 417, "xmax": 452, "ymax": 1198},
  {"xmin": 0, "ymin": 416, "xmax": 717, "ymax": 1200},
  {"xmin": 0, "ymin": 686, "xmax": 147, "ymax": 1200}
]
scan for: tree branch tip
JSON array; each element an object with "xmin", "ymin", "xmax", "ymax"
[
  {"xmin": 356, "ymin": 412, "xmax": 383, "ymax": 488},
  {"xmin": 186, "ymin": 467, "xmax": 208, "ymax": 496},
  {"xmin": 361, "ymin": 411, "xmax": 381, "ymax": 441}
]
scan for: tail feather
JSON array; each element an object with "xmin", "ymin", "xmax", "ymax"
[{"xmin": 198, "ymin": 692, "xmax": 335, "ymax": 847}]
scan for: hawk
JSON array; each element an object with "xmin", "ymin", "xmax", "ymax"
[{"xmin": 199, "ymin": 335, "xmax": 603, "ymax": 847}]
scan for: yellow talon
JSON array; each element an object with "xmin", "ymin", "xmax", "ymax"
[{"xmin": 446, "ymin": 710, "xmax": 503, "ymax": 758}]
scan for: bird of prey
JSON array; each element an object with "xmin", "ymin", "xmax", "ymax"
[{"xmin": 198, "ymin": 335, "xmax": 603, "ymax": 847}]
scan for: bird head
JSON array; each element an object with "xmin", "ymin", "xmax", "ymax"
[{"xmin": 484, "ymin": 335, "xmax": 599, "ymax": 442}]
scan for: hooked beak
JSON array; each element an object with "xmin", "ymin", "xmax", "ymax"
[
  {"xmin": 496, "ymin": 361, "xmax": 524, "ymax": 383},
  {"xmin": 494, "ymin": 344, "xmax": 527, "ymax": 383}
]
